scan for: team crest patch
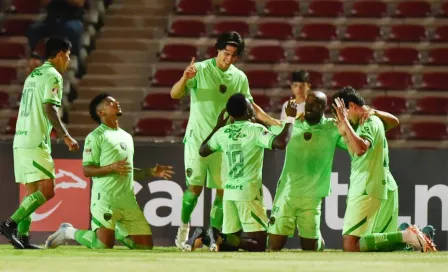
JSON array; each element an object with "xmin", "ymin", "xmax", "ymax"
[
  {"xmin": 219, "ymin": 84, "xmax": 227, "ymax": 94},
  {"xmin": 186, "ymin": 168, "xmax": 193, "ymax": 178},
  {"xmin": 304, "ymin": 132, "xmax": 312, "ymax": 141},
  {"xmin": 103, "ymin": 213, "xmax": 112, "ymax": 221},
  {"xmin": 52, "ymin": 87, "xmax": 59, "ymax": 95},
  {"xmin": 85, "ymin": 148, "xmax": 91, "ymax": 153},
  {"xmin": 269, "ymin": 217, "xmax": 276, "ymax": 225},
  {"xmin": 120, "ymin": 142, "xmax": 127, "ymax": 150}
]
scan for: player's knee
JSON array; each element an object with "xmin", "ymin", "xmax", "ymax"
[
  {"xmin": 188, "ymin": 185, "xmax": 203, "ymax": 195},
  {"xmin": 40, "ymin": 187, "xmax": 55, "ymax": 200},
  {"xmin": 268, "ymin": 243, "xmax": 283, "ymax": 251},
  {"xmin": 216, "ymin": 189, "xmax": 224, "ymax": 198},
  {"xmin": 342, "ymin": 239, "xmax": 360, "ymax": 252}
]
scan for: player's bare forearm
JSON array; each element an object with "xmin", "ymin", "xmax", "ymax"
[
  {"xmin": 252, "ymin": 103, "xmax": 281, "ymax": 126},
  {"xmin": 374, "ymin": 110, "xmax": 400, "ymax": 131},
  {"xmin": 199, "ymin": 127, "xmax": 219, "ymax": 157},
  {"xmin": 272, "ymin": 123, "xmax": 293, "ymax": 150},
  {"xmin": 44, "ymin": 103, "xmax": 69, "ymax": 137},
  {"xmin": 170, "ymin": 77, "xmax": 188, "ymax": 99},
  {"xmin": 83, "ymin": 165, "xmax": 115, "ymax": 178},
  {"xmin": 341, "ymin": 119, "xmax": 370, "ymax": 156}
]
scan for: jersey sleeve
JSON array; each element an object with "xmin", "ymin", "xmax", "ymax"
[
  {"xmin": 336, "ymin": 136, "xmax": 348, "ymax": 150},
  {"xmin": 83, "ymin": 133, "xmax": 101, "ymax": 166},
  {"xmin": 241, "ymin": 75, "xmax": 253, "ymax": 103},
  {"xmin": 358, "ymin": 118, "xmax": 379, "ymax": 148},
  {"xmin": 255, "ymin": 125, "xmax": 276, "ymax": 149},
  {"xmin": 207, "ymin": 129, "xmax": 222, "ymax": 152},
  {"xmin": 184, "ymin": 63, "xmax": 199, "ymax": 95},
  {"xmin": 43, "ymin": 74, "xmax": 63, "ymax": 107}
]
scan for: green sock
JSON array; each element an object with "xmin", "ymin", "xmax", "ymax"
[
  {"xmin": 210, "ymin": 195, "xmax": 223, "ymax": 230},
  {"xmin": 224, "ymin": 233, "xmax": 240, "ymax": 248},
  {"xmin": 74, "ymin": 230, "xmax": 107, "ymax": 249},
  {"xmin": 359, "ymin": 232, "xmax": 406, "ymax": 252},
  {"xmin": 11, "ymin": 191, "xmax": 46, "ymax": 223},
  {"xmin": 17, "ymin": 215, "xmax": 32, "ymax": 236},
  {"xmin": 181, "ymin": 190, "xmax": 199, "ymax": 224}
]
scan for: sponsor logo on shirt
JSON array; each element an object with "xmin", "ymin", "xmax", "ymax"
[
  {"xmin": 15, "ymin": 130, "xmax": 28, "ymax": 136},
  {"xmin": 120, "ymin": 142, "xmax": 127, "ymax": 150},
  {"xmin": 225, "ymin": 184, "xmax": 243, "ymax": 190}
]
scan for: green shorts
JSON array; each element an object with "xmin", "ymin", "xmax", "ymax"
[
  {"xmin": 184, "ymin": 142, "xmax": 223, "ymax": 189},
  {"xmin": 343, "ymin": 194, "xmax": 382, "ymax": 237},
  {"xmin": 222, "ymin": 199, "xmax": 268, "ymax": 234},
  {"xmin": 373, "ymin": 189, "xmax": 399, "ymax": 233},
  {"xmin": 91, "ymin": 200, "xmax": 152, "ymax": 236},
  {"xmin": 13, "ymin": 147, "xmax": 55, "ymax": 184},
  {"xmin": 268, "ymin": 196, "xmax": 322, "ymax": 239}
]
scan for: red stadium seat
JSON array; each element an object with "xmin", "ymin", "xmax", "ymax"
[
  {"xmin": 134, "ymin": 118, "xmax": 173, "ymax": 137},
  {"xmin": 219, "ymin": 0, "xmax": 256, "ymax": 16},
  {"xmin": 212, "ymin": 21, "xmax": 250, "ymax": 37},
  {"xmin": 386, "ymin": 126, "xmax": 403, "ymax": 140},
  {"xmin": 438, "ymin": 1, "xmax": 448, "ymax": 17},
  {"xmin": 308, "ymin": 71, "xmax": 324, "ymax": 88},
  {"xmin": 0, "ymin": 91, "xmax": 9, "ymax": 108},
  {"xmin": 10, "ymin": 0, "xmax": 41, "ymax": 14},
  {"xmin": 371, "ymin": 96, "xmax": 407, "ymax": 114},
  {"xmin": 205, "ymin": 46, "xmax": 217, "ymax": 59},
  {"xmin": 331, "ymin": 72, "xmax": 368, "ymax": 89},
  {"xmin": 159, "ymin": 44, "xmax": 198, "ymax": 62},
  {"xmin": 427, "ymin": 48, "xmax": 448, "ymax": 65},
  {"xmin": 382, "ymin": 47, "xmax": 420, "ymax": 65},
  {"xmin": 245, "ymin": 71, "xmax": 279, "ymax": 88},
  {"xmin": 420, "ymin": 72, "xmax": 448, "ymax": 90},
  {"xmin": 263, "ymin": 0, "xmax": 300, "ymax": 17},
  {"xmin": 409, "ymin": 122, "xmax": 448, "ymax": 140},
  {"xmin": 176, "ymin": 0, "xmax": 212, "ymax": 15},
  {"xmin": 168, "ymin": 20, "xmax": 206, "ymax": 37},
  {"xmin": 338, "ymin": 47, "xmax": 374, "ymax": 64},
  {"xmin": 247, "ymin": 45, "xmax": 286, "ymax": 63},
  {"xmin": 5, "ymin": 116, "xmax": 17, "ymax": 134},
  {"xmin": 0, "ymin": 19, "xmax": 34, "ymax": 36},
  {"xmin": 415, "ymin": 97, "xmax": 448, "ymax": 115},
  {"xmin": 388, "ymin": 25, "xmax": 426, "ymax": 42},
  {"xmin": 257, "ymin": 22, "xmax": 293, "ymax": 40},
  {"xmin": 344, "ymin": 24, "xmax": 381, "ymax": 41},
  {"xmin": 299, "ymin": 23, "xmax": 338, "ymax": 41},
  {"xmin": 375, "ymin": 72, "xmax": 413, "ymax": 90},
  {"xmin": 393, "ymin": 1, "xmax": 431, "ymax": 17},
  {"xmin": 431, "ymin": 25, "xmax": 448, "ymax": 42},
  {"xmin": 151, "ymin": 69, "xmax": 184, "ymax": 87},
  {"xmin": 293, "ymin": 46, "xmax": 330, "ymax": 64},
  {"xmin": 0, "ymin": 67, "xmax": 17, "ymax": 85},
  {"xmin": 0, "ymin": 43, "xmax": 26, "ymax": 59},
  {"xmin": 142, "ymin": 93, "xmax": 180, "ymax": 111},
  {"xmin": 349, "ymin": 1, "xmax": 387, "ymax": 17},
  {"xmin": 307, "ymin": 0, "xmax": 344, "ymax": 17},
  {"xmin": 252, "ymin": 94, "xmax": 272, "ymax": 111}
]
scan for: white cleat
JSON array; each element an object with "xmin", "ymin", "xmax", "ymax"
[
  {"xmin": 175, "ymin": 223, "xmax": 190, "ymax": 249},
  {"xmin": 45, "ymin": 223, "xmax": 73, "ymax": 249}
]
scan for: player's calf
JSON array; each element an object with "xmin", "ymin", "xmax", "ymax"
[
  {"xmin": 300, "ymin": 236, "xmax": 325, "ymax": 251},
  {"xmin": 343, "ymin": 235, "xmax": 361, "ymax": 252},
  {"xmin": 267, "ymin": 234, "xmax": 288, "ymax": 251}
]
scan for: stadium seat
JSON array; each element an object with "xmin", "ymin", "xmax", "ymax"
[
  {"xmin": 151, "ymin": 69, "xmax": 184, "ymax": 87},
  {"xmin": 0, "ymin": 67, "xmax": 17, "ymax": 85},
  {"xmin": 431, "ymin": 25, "xmax": 448, "ymax": 42},
  {"xmin": 0, "ymin": 19, "xmax": 34, "ymax": 36},
  {"xmin": 134, "ymin": 118, "xmax": 173, "ymax": 137},
  {"xmin": 5, "ymin": 116, "xmax": 17, "ymax": 134},
  {"xmin": 0, "ymin": 91, "xmax": 9, "ymax": 109},
  {"xmin": 349, "ymin": 1, "xmax": 387, "ymax": 17},
  {"xmin": 331, "ymin": 72, "xmax": 368, "ymax": 89},
  {"xmin": 386, "ymin": 126, "xmax": 403, "ymax": 140},
  {"xmin": 438, "ymin": 1, "xmax": 448, "ymax": 17},
  {"xmin": 343, "ymin": 24, "xmax": 381, "ymax": 41},
  {"xmin": 308, "ymin": 71, "xmax": 324, "ymax": 88},
  {"xmin": 263, "ymin": 0, "xmax": 300, "ymax": 17},
  {"xmin": 307, "ymin": 0, "xmax": 344, "ymax": 17},
  {"xmin": 415, "ymin": 97, "xmax": 448, "ymax": 115},
  {"xmin": 388, "ymin": 25, "xmax": 426, "ymax": 42},
  {"xmin": 212, "ymin": 21, "xmax": 250, "ymax": 37},
  {"xmin": 393, "ymin": 1, "xmax": 431, "ymax": 17},
  {"xmin": 251, "ymin": 94, "xmax": 272, "ymax": 111},
  {"xmin": 0, "ymin": 43, "xmax": 26, "ymax": 59},
  {"xmin": 338, "ymin": 47, "xmax": 374, "ymax": 64},
  {"xmin": 142, "ymin": 93, "xmax": 180, "ymax": 111},
  {"xmin": 245, "ymin": 71, "xmax": 279, "ymax": 88},
  {"xmin": 168, "ymin": 20, "xmax": 206, "ymax": 37},
  {"xmin": 375, "ymin": 72, "xmax": 413, "ymax": 90},
  {"xmin": 293, "ymin": 46, "xmax": 330, "ymax": 64},
  {"xmin": 175, "ymin": 0, "xmax": 212, "ymax": 15},
  {"xmin": 10, "ymin": 0, "xmax": 41, "ymax": 14},
  {"xmin": 219, "ymin": 0, "xmax": 257, "ymax": 16},
  {"xmin": 426, "ymin": 48, "xmax": 448, "ymax": 65},
  {"xmin": 382, "ymin": 47, "xmax": 420, "ymax": 65},
  {"xmin": 159, "ymin": 44, "xmax": 198, "ymax": 62},
  {"xmin": 256, "ymin": 22, "xmax": 293, "ymax": 40},
  {"xmin": 247, "ymin": 45, "xmax": 286, "ymax": 63},
  {"xmin": 371, "ymin": 96, "xmax": 407, "ymax": 114},
  {"xmin": 205, "ymin": 46, "xmax": 217, "ymax": 59},
  {"xmin": 299, "ymin": 23, "xmax": 338, "ymax": 41},
  {"xmin": 409, "ymin": 122, "xmax": 448, "ymax": 140},
  {"xmin": 420, "ymin": 72, "xmax": 448, "ymax": 90}
]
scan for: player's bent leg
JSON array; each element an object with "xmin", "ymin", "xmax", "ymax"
[
  {"xmin": 267, "ymin": 234, "xmax": 288, "ymax": 251},
  {"xmin": 207, "ymin": 153, "xmax": 224, "ymax": 232},
  {"xmin": 129, "ymin": 235, "xmax": 153, "ymax": 249},
  {"xmin": 16, "ymin": 183, "xmax": 40, "ymax": 249},
  {"xmin": 343, "ymin": 235, "xmax": 361, "ymax": 252},
  {"xmin": 117, "ymin": 207, "xmax": 153, "ymax": 250},
  {"xmin": 300, "ymin": 237, "xmax": 325, "ymax": 251},
  {"xmin": 177, "ymin": 185, "xmax": 203, "ymax": 249}
]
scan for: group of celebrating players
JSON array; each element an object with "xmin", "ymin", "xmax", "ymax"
[{"xmin": 0, "ymin": 32, "xmax": 437, "ymax": 253}]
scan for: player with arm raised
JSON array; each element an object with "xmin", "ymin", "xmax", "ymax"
[
  {"xmin": 280, "ymin": 70, "xmax": 309, "ymax": 120},
  {"xmin": 332, "ymin": 86, "xmax": 436, "ymax": 252},
  {"xmin": 0, "ymin": 37, "xmax": 79, "ymax": 249},
  {"xmin": 45, "ymin": 93, "xmax": 174, "ymax": 250},
  {"xmin": 171, "ymin": 32, "xmax": 281, "ymax": 249}
]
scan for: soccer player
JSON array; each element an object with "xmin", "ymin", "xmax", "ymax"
[
  {"xmin": 332, "ymin": 87, "xmax": 436, "ymax": 252},
  {"xmin": 187, "ymin": 93, "xmax": 296, "ymax": 252},
  {"xmin": 0, "ymin": 37, "xmax": 79, "ymax": 249},
  {"xmin": 45, "ymin": 93, "xmax": 174, "ymax": 250},
  {"xmin": 170, "ymin": 31, "xmax": 281, "ymax": 248},
  {"xmin": 280, "ymin": 70, "xmax": 310, "ymax": 120}
]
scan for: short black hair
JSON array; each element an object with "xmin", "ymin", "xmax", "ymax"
[
  {"xmin": 89, "ymin": 93, "xmax": 111, "ymax": 124},
  {"xmin": 226, "ymin": 93, "xmax": 247, "ymax": 118},
  {"xmin": 331, "ymin": 86, "xmax": 366, "ymax": 109},
  {"xmin": 215, "ymin": 31, "xmax": 245, "ymax": 56},
  {"xmin": 291, "ymin": 70, "xmax": 309, "ymax": 83},
  {"xmin": 45, "ymin": 37, "xmax": 72, "ymax": 59}
]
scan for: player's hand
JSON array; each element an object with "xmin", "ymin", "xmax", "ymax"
[
  {"xmin": 111, "ymin": 157, "xmax": 132, "ymax": 176},
  {"xmin": 151, "ymin": 164, "xmax": 175, "ymax": 180},
  {"xmin": 332, "ymin": 98, "xmax": 349, "ymax": 135},
  {"xmin": 183, "ymin": 57, "xmax": 197, "ymax": 80},
  {"xmin": 64, "ymin": 135, "xmax": 79, "ymax": 152},
  {"xmin": 360, "ymin": 106, "xmax": 374, "ymax": 125},
  {"xmin": 215, "ymin": 108, "xmax": 230, "ymax": 129},
  {"xmin": 285, "ymin": 98, "xmax": 298, "ymax": 118}
]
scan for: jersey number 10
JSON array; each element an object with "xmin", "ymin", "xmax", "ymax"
[{"xmin": 20, "ymin": 88, "xmax": 34, "ymax": 117}]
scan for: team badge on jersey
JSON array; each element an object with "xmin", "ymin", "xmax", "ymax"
[
  {"xmin": 120, "ymin": 142, "xmax": 127, "ymax": 150},
  {"xmin": 186, "ymin": 168, "xmax": 193, "ymax": 178},
  {"xmin": 269, "ymin": 216, "xmax": 276, "ymax": 225},
  {"xmin": 304, "ymin": 132, "xmax": 312, "ymax": 141},
  {"xmin": 52, "ymin": 86, "xmax": 59, "ymax": 95},
  {"xmin": 219, "ymin": 84, "xmax": 227, "ymax": 94}
]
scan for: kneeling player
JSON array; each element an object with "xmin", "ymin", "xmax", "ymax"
[{"xmin": 45, "ymin": 93, "xmax": 174, "ymax": 249}]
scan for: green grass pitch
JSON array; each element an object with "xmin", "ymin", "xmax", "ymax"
[{"xmin": 0, "ymin": 245, "xmax": 447, "ymax": 272}]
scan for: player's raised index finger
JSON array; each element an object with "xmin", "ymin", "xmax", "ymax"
[{"xmin": 190, "ymin": 57, "xmax": 195, "ymax": 66}]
